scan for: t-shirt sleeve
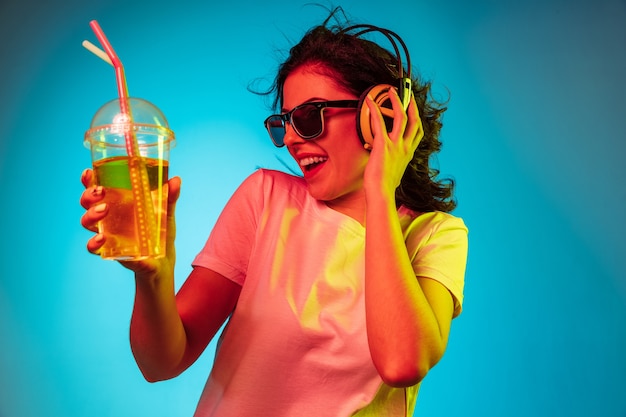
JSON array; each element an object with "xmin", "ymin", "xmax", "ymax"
[
  {"xmin": 405, "ymin": 212, "xmax": 468, "ymax": 317},
  {"xmin": 191, "ymin": 170, "xmax": 265, "ymax": 286}
]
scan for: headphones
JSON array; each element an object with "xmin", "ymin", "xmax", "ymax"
[{"xmin": 338, "ymin": 24, "xmax": 413, "ymax": 148}]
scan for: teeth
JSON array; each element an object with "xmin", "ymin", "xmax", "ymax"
[{"xmin": 299, "ymin": 156, "xmax": 328, "ymax": 167}]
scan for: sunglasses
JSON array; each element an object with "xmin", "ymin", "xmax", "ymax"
[{"xmin": 264, "ymin": 100, "xmax": 359, "ymax": 147}]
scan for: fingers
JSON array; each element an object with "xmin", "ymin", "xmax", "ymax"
[
  {"xmin": 81, "ymin": 167, "xmax": 105, "ymax": 255},
  {"xmin": 166, "ymin": 176, "xmax": 181, "ymax": 233},
  {"xmin": 387, "ymin": 87, "xmax": 423, "ymax": 148},
  {"xmin": 80, "ymin": 169, "xmax": 183, "ymax": 266},
  {"xmin": 365, "ymin": 95, "xmax": 387, "ymax": 141},
  {"xmin": 388, "ymin": 88, "xmax": 409, "ymax": 141},
  {"xmin": 80, "ymin": 184, "xmax": 104, "ymax": 209},
  {"xmin": 365, "ymin": 87, "xmax": 420, "ymax": 144},
  {"xmin": 80, "ymin": 168, "xmax": 106, "ymax": 232},
  {"xmin": 86, "ymin": 233, "xmax": 106, "ymax": 255},
  {"xmin": 165, "ymin": 176, "xmax": 181, "ymax": 264},
  {"xmin": 81, "ymin": 168, "xmax": 94, "ymax": 188},
  {"xmin": 168, "ymin": 176, "xmax": 182, "ymax": 206},
  {"xmin": 80, "ymin": 168, "xmax": 103, "ymax": 210},
  {"xmin": 80, "ymin": 200, "xmax": 107, "ymax": 232}
]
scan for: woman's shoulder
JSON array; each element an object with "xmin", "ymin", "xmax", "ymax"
[
  {"xmin": 238, "ymin": 168, "xmax": 308, "ymax": 201},
  {"xmin": 246, "ymin": 168, "xmax": 305, "ymax": 189},
  {"xmin": 255, "ymin": 168, "xmax": 302, "ymax": 182},
  {"xmin": 398, "ymin": 207, "xmax": 468, "ymax": 235}
]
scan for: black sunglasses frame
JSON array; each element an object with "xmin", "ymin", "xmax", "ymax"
[{"xmin": 264, "ymin": 100, "xmax": 360, "ymax": 147}]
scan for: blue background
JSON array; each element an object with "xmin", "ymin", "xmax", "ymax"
[{"xmin": 1, "ymin": 0, "xmax": 624, "ymax": 416}]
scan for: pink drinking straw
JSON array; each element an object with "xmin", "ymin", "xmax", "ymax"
[
  {"xmin": 89, "ymin": 20, "xmax": 135, "ymax": 155},
  {"xmin": 89, "ymin": 20, "xmax": 159, "ymax": 258}
]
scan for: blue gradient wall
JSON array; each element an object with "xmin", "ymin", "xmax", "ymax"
[{"xmin": 1, "ymin": 1, "xmax": 624, "ymax": 416}]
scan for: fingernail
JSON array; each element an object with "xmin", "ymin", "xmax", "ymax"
[
  {"xmin": 94, "ymin": 203, "xmax": 107, "ymax": 213},
  {"xmin": 94, "ymin": 233, "xmax": 104, "ymax": 242},
  {"xmin": 92, "ymin": 186, "xmax": 103, "ymax": 197}
]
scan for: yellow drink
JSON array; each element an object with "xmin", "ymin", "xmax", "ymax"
[{"xmin": 94, "ymin": 156, "xmax": 168, "ymax": 260}]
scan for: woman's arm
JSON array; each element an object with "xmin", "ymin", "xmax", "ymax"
[
  {"xmin": 363, "ymin": 90, "xmax": 456, "ymax": 387},
  {"xmin": 80, "ymin": 170, "xmax": 240, "ymax": 382},
  {"xmin": 364, "ymin": 194, "xmax": 454, "ymax": 387},
  {"xmin": 130, "ymin": 266, "xmax": 241, "ymax": 382},
  {"xmin": 124, "ymin": 176, "xmax": 241, "ymax": 381}
]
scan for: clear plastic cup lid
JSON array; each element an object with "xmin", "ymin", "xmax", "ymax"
[{"xmin": 84, "ymin": 97, "xmax": 175, "ymax": 147}]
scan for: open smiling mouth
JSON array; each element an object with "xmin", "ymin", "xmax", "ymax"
[{"xmin": 300, "ymin": 156, "xmax": 328, "ymax": 172}]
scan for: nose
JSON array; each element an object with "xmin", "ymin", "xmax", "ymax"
[{"xmin": 282, "ymin": 122, "xmax": 304, "ymax": 147}]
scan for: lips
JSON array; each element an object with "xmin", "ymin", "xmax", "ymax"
[{"xmin": 295, "ymin": 154, "xmax": 328, "ymax": 178}]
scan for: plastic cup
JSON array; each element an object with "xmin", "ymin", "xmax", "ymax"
[{"xmin": 84, "ymin": 97, "xmax": 175, "ymax": 260}]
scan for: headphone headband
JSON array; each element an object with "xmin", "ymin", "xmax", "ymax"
[
  {"xmin": 338, "ymin": 24, "xmax": 411, "ymax": 80},
  {"xmin": 338, "ymin": 24, "xmax": 412, "ymax": 109}
]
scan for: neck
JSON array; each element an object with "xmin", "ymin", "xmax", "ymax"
[{"xmin": 324, "ymin": 192, "xmax": 367, "ymax": 226}]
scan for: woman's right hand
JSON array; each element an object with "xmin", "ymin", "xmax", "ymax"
[
  {"xmin": 79, "ymin": 168, "xmax": 182, "ymax": 278},
  {"xmin": 80, "ymin": 168, "xmax": 107, "ymax": 253}
]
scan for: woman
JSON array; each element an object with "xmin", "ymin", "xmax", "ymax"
[{"xmin": 80, "ymin": 13, "xmax": 468, "ymax": 417}]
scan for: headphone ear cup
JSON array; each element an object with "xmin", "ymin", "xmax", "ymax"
[{"xmin": 356, "ymin": 84, "xmax": 396, "ymax": 148}]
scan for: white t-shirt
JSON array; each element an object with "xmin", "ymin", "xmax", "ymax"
[{"xmin": 191, "ymin": 169, "xmax": 468, "ymax": 417}]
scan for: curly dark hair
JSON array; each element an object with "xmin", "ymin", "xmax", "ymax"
[{"xmin": 254, "ymin": 11, "xmax": 457, "ymax": 213}]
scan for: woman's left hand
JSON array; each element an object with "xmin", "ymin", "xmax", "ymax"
[{"xmin": 363, "ymin": 88, "xmax": 423, "ymax": 201}]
